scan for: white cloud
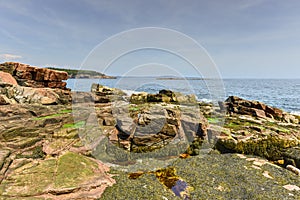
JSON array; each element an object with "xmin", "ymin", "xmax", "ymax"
[{"xmin": 0, "ymin": 54, "xmax": 22, "ymax": 61}]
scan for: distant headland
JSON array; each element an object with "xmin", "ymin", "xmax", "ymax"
[{"xmin": 47, "ymin": 67, "xmax": 117, "ymax": 79}]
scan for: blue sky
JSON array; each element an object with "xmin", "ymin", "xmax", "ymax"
[{"xmin": 0, "ymin": 0, "xmax": 300, "ymax": 78}]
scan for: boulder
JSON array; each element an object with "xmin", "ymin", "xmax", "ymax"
[
  {"xmin": 91, "ymin": 83, "xmax": 126, "ymax": 103},
  {"xmin": 147, "ymin": 94, "xmax": 163, "ymax": 102},
  {"xmin": 282, "ymin": 113, "xmax": 299, "ymax": 124},
  {"xmin": 130, "ymin": 90, "xmax": 197, "ymax": 104},
  {"xmin": 130, "ymin": 92, "xmax": 148, "ymax": 104},
  {"xmin": 0, "ymin": 71, "xmax": 17, "ymax": 85},
  {"xmin": 223, "ymin": 96, "xmax": 297, "ymax": 123},
  {"xmin": 214, "ymin": 110, "xmax": 300, "ymax": 161},
  {"xmin": 0, "ymin": 152, "xmax": 115, "ymax": 199},
  {"xmin": 110, "ymin": 103, "xmax": 208, "ymax": 153},
  {"xmin": 282, "ymin": 148, "xmax": 300, "ymax": 169},
  {"xmin": 159, "ymin": 89, "xmax": 177, "ymax": 102},
  {"xmin": 181, "ymin": 110, "xmax": 208, "ymax": 141},
  {"xmin": 251, "ymin": 108, "xmax": 267, "ymax": 119},
  {"xmin": 0, "ymin": 95, "xmax": 10, "ymax": 105},
  {"xmin": 0, "ymin": 83, "xmax": 71, "ymax": 105},
  {"xmin": 91, "ymin": 83, "xmax": 126, "ymax": 96},
  {"xmin": 265, "ymin": 105, "xmax": 283, "ymax": 119}
]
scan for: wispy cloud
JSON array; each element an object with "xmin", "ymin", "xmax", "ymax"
[
  {"xmin": 237, "ymin": 0, "xmax": 267, "ymax": 10},
  {"xmin": 0, "ymin": 54, "xmax": 22, "ymax": 61}
]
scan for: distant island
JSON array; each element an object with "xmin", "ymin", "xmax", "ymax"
[
  {"xmin": 47, "ymin": 67, "xmax": 117, "ymax": 79},
  {"xmin": 156, "ymin": 77, "xmax": 206, "ymax": 80}
]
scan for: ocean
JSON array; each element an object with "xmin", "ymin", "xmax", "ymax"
[{"xmin": 67, "ymin": 78, "xmax": 300, "ymax": 115}]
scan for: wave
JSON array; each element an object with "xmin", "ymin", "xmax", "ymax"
[
  {"xmin": 291, "ymin": 111, "xmax": 300, "ymax": 116},
  {"xmin": 196, "ymin": 98, "xmax": 212, "ymax": 103},
  {"xmin": 122, "ymin": 89, "xmax": 141, "ymax": 96}
]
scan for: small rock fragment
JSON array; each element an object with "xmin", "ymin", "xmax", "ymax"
[
  {"xmin": 262, "ymin": 171, "xmax": 273, "ymax": 179},
  {"xmin": 286, "ymin": 165, "xmax": 300, "ymax": 176},
  {"xmin": 283, "ymin": 184, "xmax": 300, "ymax": 191}
]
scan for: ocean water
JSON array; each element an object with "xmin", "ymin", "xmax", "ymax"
[{"xmin": 67, "ymin": 78, "xmax": 300, "ymax": 114}]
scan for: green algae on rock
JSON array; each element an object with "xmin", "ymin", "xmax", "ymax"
[
  {"xmin": 101, "ymin": 153, "xmax": 300, "ymax": 199},
  {"xmin": 0, "ymin": 152, "xmax": 114, "ymax": 199},
  {"xmin": 174, "ymin": 154, "xmax": 300, "ymax": 199},
  {"xmin": 101, "ymin": 172, "xmax": 181, "ymax": 200}
]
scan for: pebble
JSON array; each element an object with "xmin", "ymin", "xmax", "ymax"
[{"xmin": 286, "ymin": 165, "xmax": 300, "ymax": 176}]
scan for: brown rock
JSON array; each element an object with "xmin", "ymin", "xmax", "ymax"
[
  {"xmin": 265, "ymin": 106, "xmax": 283, "ymax": 119},
  {"xmin": 160, "ymin": 124, "xmax": 178, "ymax": 137},
  {"xmin": 35, "ymin": 67, "xmax": 45, "ymax": 81},
  {"xmin": 47, "ymin": 81, "xmax": 67, "ymax": 89},
  {"xmin": 0, "ymin": 71, "xmax": 17, "ymax": 85},
  {"xmin": 15, "ymin": 63, "xmax": 36, "ymax": 79},
  {"xmin": 0, "ymin": 95, "xmax": 9, "ymax": 105},
  {"xmin": 224, "ymin": 96, "xmax": 286, "ymax": 121},
  {"xmin": 0, "ymin": 62, "xmax": 17, "ymax": 74},
  {"xmin": 282, "ymin": 114, "xmax": 298, "ymax": 124},
  {"xmin": 17, "ymin": 79, "xmax": 45, "ymax": 88},
  {"xmin": 181, "ymin": 110, "xmax": 208, "ymax": 140},
  {"xmin": 225, "ymin": 96, "xmax": 244, "ymax": 104},
  {"xmin": 44, "ymin": 68, "xmax": 68, "ymax": 81},
  {"xmin": 252, "ymin": 101, "xmax": 267, "ymax": 110},
  {"xmin": 0, "ymin": 62, "xmax": 69, "ymax": 90},
  {"xmin": 251, "ymin": 108, "xmax": 266, "ymax": 119},
  {"xmin": 130, "ymin": 93, "xmax": 148, "ymax": 104}
]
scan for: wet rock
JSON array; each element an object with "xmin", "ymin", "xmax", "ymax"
[
  {"xmin": 102, "ymin": 154, "xmax": 300, "ymax": 199},
  {"xmin": 101, "ymin": 172, "xmax": 179, "ymax": 200}
]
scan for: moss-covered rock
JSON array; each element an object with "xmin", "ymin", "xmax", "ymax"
[
  {"xmin": 213, "ymin": 113, "xmax": 300, "ymax": 161},
  {"xmin": 101, "ymin": 172, "xmax": 180, "ymax": 200},
  {"xmin": 101, "ymin": 153, "xmax": 300, "ymax": 199},
  {"xmin": 174, "ymin": 154, "xmax": 300, "ymax": 199},
  {"xmin": 0, "ymin": 152, "xmax": 114, "ymax": 199},
  {"xmin": 215, "ymin": 134, "xmax": 299, "ymax": 161}
]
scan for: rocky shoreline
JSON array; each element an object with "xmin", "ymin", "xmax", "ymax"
[{"xmin": 0, "ymin": 63, "xmax": 299, "ymax": 199}]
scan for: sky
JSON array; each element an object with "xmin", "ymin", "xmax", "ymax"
[{"xmin": 0, "ymin": 0, "xmax": 300, "ymax": 78}]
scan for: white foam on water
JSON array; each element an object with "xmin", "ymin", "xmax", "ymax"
[
  {"xmin": 291, "ymin": 111, "xmax": 300, "ymax": 116},
  {"xmin": 197, "ymin": 98, "xmax": 212, "ymax": 103},
  {"xmin": 122, "ymin": 89, "xmax": 144, "ymax": 96}
]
